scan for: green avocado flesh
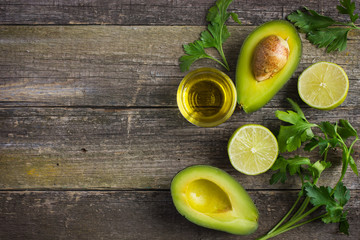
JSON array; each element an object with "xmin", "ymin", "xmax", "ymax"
[
  {"xmin": 236, "ymin": 20, "xmax": 302, "ymax": 113},
  {"xmin": 170, "ymin": 165, "xmax": 258, "ymax": 235}
]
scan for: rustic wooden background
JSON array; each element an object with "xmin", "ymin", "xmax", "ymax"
[{"xmin": 0, "ymin": 0, "xmax": 359, "ymax": 239}]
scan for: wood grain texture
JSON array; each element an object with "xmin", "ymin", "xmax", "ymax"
[
  {"xmin": 0, "ymin": 0, "xmax": 351, "ymax": 25},
  {"xmin": 1, "ymin": 26, "xmax": 359, "ymax": 107},
  {"xmin": 1, "ymin": 1, "xmax": 360, "ymax": 239},
  {"xmin": 0, "ymin": 190, "xmax": 359, "ymax": 240},
  {"xmin": 1, "ymin": 107, "xmax": 359, "ymax": 190}
]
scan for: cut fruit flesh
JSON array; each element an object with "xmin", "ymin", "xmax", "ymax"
[
  {"xmin": 170, "ymin": 165, "xmax": 259, "ymax": 235},
  {"xmin": 186, "ymin": 179, "xmax": 232, "ymax": 214},
  {"xmin": 236, "ymin": 20, "xmax": 302, "ymax": 113},
  {"xmin": 298, "ymin": 61, "xmax": 349, "ymax": 110},
  {"xmin": 228, "ymin": 124, "xmax": 278, "ymax": 175}
]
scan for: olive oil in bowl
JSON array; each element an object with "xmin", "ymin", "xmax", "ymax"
[{"xmin": 177, "ymin": 68, "xmax": 237, "ymax": 127}]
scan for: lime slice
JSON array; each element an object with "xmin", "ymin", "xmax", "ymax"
[
  {"xmin": 228, "ymin": 124, "xmax": 278, "ymax": 175},
  {"xmin": 298, "ymin": 62, "xmax": 349, "ymax": 110}
]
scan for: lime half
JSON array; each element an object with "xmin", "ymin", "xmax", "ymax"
[
  {"xmin": 298, "ymin": 62, "xmax": 349, "ymax": 110},
  {"xmin": 228, "ymin": 124, "xmax": 278, "ymax": 175}
]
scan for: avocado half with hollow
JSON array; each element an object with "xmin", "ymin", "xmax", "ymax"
[
  {"xmin": 236, "ymin": 20, "xmax": 302, "ymax": 113},
  {"xmin": 170, "ymin": 165, "xmax": 258, "ymax": 235}
]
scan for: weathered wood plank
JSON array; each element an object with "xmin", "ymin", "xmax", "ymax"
[
  {"xmin": 1, "ymin": 107, "xmax": 359, "ymax": 189},
  {"xmin": 0, "ymin": 0, "xmax": 351, "ymax": 26},
  {"xmin": 0, "ymin": 190, "xmax": 359, "ymax": 240},
  {"xmin": 1, "ymin": 26, "xmax": 359, "ymax": 107}
]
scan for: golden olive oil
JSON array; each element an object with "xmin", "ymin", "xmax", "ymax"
[
  {"xmin": 185, "ymin": 79, "xmax": 224, "ymax": 118},
  {"xmin": 177, "ymin": 68, "xmax": 236, "ymax": 127}
]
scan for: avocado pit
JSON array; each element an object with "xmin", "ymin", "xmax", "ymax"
[{"xmin": 252, "ymin": 35, "xmax": 290, "ymax": 81}]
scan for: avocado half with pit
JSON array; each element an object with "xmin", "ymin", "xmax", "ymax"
[
  {"xmin": 236, "ymin": 20, "xmax": 302, "ymax": 113},
  {"xmin": 170, "ymin": 165, "xmax": 258, "ymax": 235}
]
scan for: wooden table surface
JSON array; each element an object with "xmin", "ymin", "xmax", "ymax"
[{"xmin": 0, "ymin": 0, "xmax": 359, "ymax": 239}]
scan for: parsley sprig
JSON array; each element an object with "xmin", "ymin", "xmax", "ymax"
[
  {"xmin": 287, "ymin": 0, "xmax": 360, "ymax": 52},
  {"xmin": 179, "ymin": 0, "xmax": 241, "ymax": 72},
  {"xmin": 257, "ymin": 99, "xmax": 359, "ymax": 240}
]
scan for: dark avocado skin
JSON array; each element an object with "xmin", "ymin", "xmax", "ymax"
[{"xmin": 236, "ymin": 20, "xmax": 302, "ymax": 113}]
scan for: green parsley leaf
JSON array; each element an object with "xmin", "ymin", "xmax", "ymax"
[
  {"xmin": 287, "ymin": 7, "xmax": 335, "ymax": 33},
  {"xmin": 179, "ymin": 0, "xmax": 240, "ymax": 72},
  {"xmin": 319, "ymin": 121, "xmax": 337, "ymax": 138},
  {"xmin": 275, "ymin": 110, "xmax": 302, "ymax": 125},
  {"xmin": 305, "ymin": 183, "xmax": 334, "ymax": 207},
  {"xmin": 287, "ymin": 2, "xmax": 360, "ymax": 53},
  {"xmin": 349, "ymin": 155, "xmax": 359, "ymax": 176},
  {"xmin": 287, "ymin": 98, "xmax": 306, "ymax": 120},
  {"xmin": 338, "ymin": 119, "xmax": 358, "ymax": 139},
  {"xmin": 339, "ymin": 216, "xmax": 350, "ymax": 235},
  {"xmin": 206, "ymin": 5, "xmax": 221, "ymax": 22},
  {"xmin": 276, "ymin": 99, "xmax": 316, "ymax": 152},
  {"xmin": 277, "ymin": 123, "xmax": 315, "ymax": 152},
  {"xmin": 270, "ymin": 156, "xmax": 311, "ymax": 184},
  {"xmin": 288, "ymin": 156, "xmax": 312, "ymax": 175},
  {"xmin": 304, "ymin": 137, "xmax": 339, "ymax": 155},
  {"xmin": 230, "ymin": 12, "xmax": 241, "ymax": 24},
  {"xmin": 337, "ymin": 0, "xmax": 359, "ymax": 23},
  {"xmin": 307, "ymin": 27, "xmax": 350, "ymax": 52},
  {"xmin": 334, "ymin": 182, "xmax": 350, "ymax": 206},
  {"xmin": 202, "ymin": 23, "xmax": 230, "ymax": 49},
  {"xmin": 270, "ymin": 156, "xmax": 288, "ymax": 184},
  {"xmin": 179, "ymin": 41, "xmax": 211, "ymax": 72},
  {"xmin": 308, "ymin": 160, "xmax": 332, "ymax": 180},
  {"xmin": 322, "ymin": 206, "xmax": 344, "ymax": 223},
  {"xmin": 305, "ymin": 182, "xmax": 350, "ymax": 224},
  {"xmin": 304, "ymin": 137, "xmax": 320, "ymax": 152}
]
